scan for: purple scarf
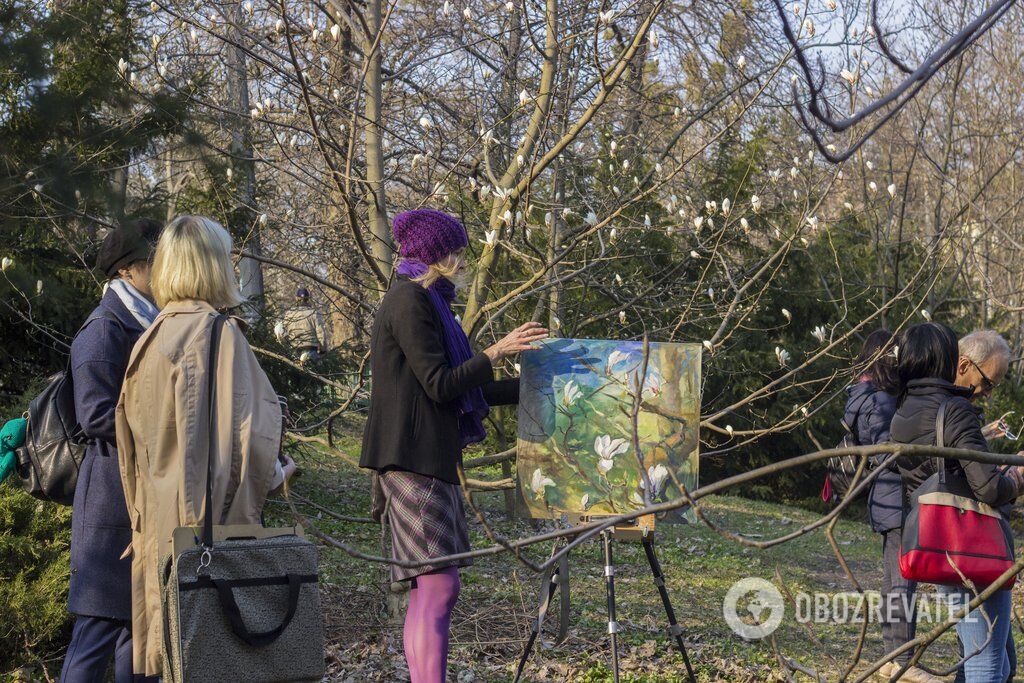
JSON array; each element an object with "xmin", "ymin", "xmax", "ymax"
[{"xmin": 396, "ymin": 260, "xmax": 489, "ymax": 447}]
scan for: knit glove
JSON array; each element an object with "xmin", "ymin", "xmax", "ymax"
[{"xmin": 0, "ymin": 418, "xmax": 26, "ymax": 484}]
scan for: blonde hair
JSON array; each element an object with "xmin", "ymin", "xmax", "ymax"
[
  {"xmin": 151, "ymin": 215, "xmax": 244, "ymax": 309},
  {"xmin": 411, "ymin": 251, "xmax": 465, "ymax": 289}
]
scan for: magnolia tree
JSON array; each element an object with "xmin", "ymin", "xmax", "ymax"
[{"xmin": 14, "ymin": 0, "xmax": 1024, "ymax": 676}]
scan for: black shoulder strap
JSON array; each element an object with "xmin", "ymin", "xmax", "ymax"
[
  {"xmin": 935, "ymin": 398, "xmax": 950, "ymax": 484},
  {"xmin": 202, "ymin": 315, "xmax": 229, "ymax": 549}
]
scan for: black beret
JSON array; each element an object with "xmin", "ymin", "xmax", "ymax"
[{"xmin": 96, "ymin": 218, "xmax": 162, "ymax": 277}]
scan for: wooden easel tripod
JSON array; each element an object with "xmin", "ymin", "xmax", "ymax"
[{"xmin": 513, "ymin": 516, "xmax": 696, "ymax": 683}]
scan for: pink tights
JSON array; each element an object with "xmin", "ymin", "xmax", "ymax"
[{"xmin": 403, "ymin": 566, "xmax": 460, "ymax": 683}]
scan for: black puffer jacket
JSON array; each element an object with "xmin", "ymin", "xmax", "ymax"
[{"xmin": 891, "ymin": 378, "xmax": 1017, "ymax": 507}]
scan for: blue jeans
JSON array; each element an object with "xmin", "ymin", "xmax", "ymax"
[{"xmin": 938, "ymin": 586, "xmax": 1013, "ymax": 683}]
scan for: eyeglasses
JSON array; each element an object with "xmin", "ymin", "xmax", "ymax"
[{"xmin": 968, "ymin": 358, "xmax": 995, "ymax": 392}]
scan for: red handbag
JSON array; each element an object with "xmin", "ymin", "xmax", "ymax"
[{"xmin": 900, "ymin": 399, "xmax": 1016, "ymax": 588}]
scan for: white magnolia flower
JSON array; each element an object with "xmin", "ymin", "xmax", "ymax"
[
  {"xmin": 607, "ymin": 349, "xmax": 630, "ymax": 373},
  {"xmin": 806, "ymin": 215, "xmax": 818, "ymax": 229},
  {"xmin": 643, "ymin": 213, "xmax": 651, "ymax": 227},
  {"xmin": 705, "ymin": 200, "xmax": 717, "ymax": 214},
  {"xmin": 552, "ymin": 316, "xmax": 561, "ymax": 329},
  {"xmin": 751, "ymin": 195, "xmax": 762, "ymax": 213},
  {"xmin": 1, "ymin": 256, "xmax": 13, "ymax": 271},
  {"xmin": 803, "ymin": 18, "xmax": 815, "ymax": 36},
  {"xmin": 618, "ymin": 310, "xmax": 627, "ymax": 324},
  {"xmin": 726, "ymin": 424, "xmax": 734, "ymax": 436},
  {"xmin": 418, "ymin": 116, "xmax": 431, "ymax": 130},
  {"xmin": 150, "ymin": 1, "xmax": 159, "ymax": 11},
  {"xmin": 493, "ymin": 186, "xmax": 512, "ymax": 201},
  {"xmin": 117, "ymin": 58, "xmax": 128, "ymax": 76},
  {"xmin": 775, "ymin": 346, "xmax": 791, "ymax": 367},
  {"xmin": 598, "ymin": 9, "xmax": 615, "ymax": 23},
  {"xmin": 273, "ymin": 321, "xmax": 286, "ymax": 341},
  {"xmin": 36, "ymin": 279, "xmax": 43, "ymax": 295},
  {"xmin": 865, "ymin": 160, "xmax": 875, "ymax": 171},
  {"xmin": 769, "ymin": 168, "xmax": 781, "ymax": 183},
  {"xmin": 811, "ymin": 325, "xmax": 827, "ymax": 343},
  {"xmin": 331, "ymin": 24, "xmax": 341, "ymax": 41},
  {"xmin": 463, "ymin": 6, "xmax": 472, "ymax": 20},
  {"xmin": 483, "ymin": 230, "xmax": 498, "ymax": 246},
  {"xmin": 518, "ymin": 89, "xmax": 531, "ymax": 107},
  {"xmin": 595, "ymin": 435, "xmax": 628, "ymax": 473},
  {"xmin": 501, "ymin": 209, "xmax": 513, "ymax": 225},
  {"xmin": 639, "ymin": 463, "xmax": 670, "ymax": 498},
  {"xmin": 585, "ymin": 211, "xmax": 598, "ymax": 226},
  {"xmin": 737, "ymin": 55, "xmax": 746, "ymax": 69},
  {"xmin": 703, "ymin": 340, "xmax": 714, "ymax": 353},
  {"xmin": 920, "ymin": 309, "xmax": 932, "ymax": 321},
  {"xmin": 827, "ymin": 0, "xmax": 838, "ymax": 10},
  {"xmin": 740, "ymin": 217, "xmax": 749, "ymax": 231},
  {"xmin": 693, "ymin": 216, "xmax": 704, "ymax": 230},
  {"xmin": 843, "ymin": 201, "xmax": 853, "ymax": 210},
  {"xmin": 442, "ymin": 0, "xmax": 451, "ymax": 17},
  {"xmin": 609, "ymin": 227, "xmax": 617, "ymax": 240},
  {"xmin": 789, "ymin": 166, "xmax": 799, "ymax": 180},
  {"xmin": 887, "ymin": 183, "xmax": 897, "ymax": 198},
  {"xmin": 690, "ymin": 250, "xmax": 699, "ymax": 259},
  {"xmin": 562, "ymin": 379, "xmax": 582, "ymax": 407},
  {"xmin": 721, "ymin": 198, "xmax": 731, "ymax": 216},
  {"xmin": 868, "ymin": 181, "xmax": 878, "ymax": 193},
  {"xmin": 531, "ymin": 468, "xmax": 556, "ymax": 500},
  {"xmin": 274, "ymin": 18, "xmax": 284, "ymax": 32},
  {"xmin": 614, "ymin": 273, "xmax": 623, "ymax": 286},
  {"xmin": 840, "ymin": 68, "xmax": 858, "ymax": 86}
]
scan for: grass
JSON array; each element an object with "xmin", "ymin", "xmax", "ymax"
[{"xmin": 267, "ymin": 421, "xmax": 1008, "ymax": 682}]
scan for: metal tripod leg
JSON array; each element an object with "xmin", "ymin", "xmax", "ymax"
[
  {"xmin": 642, "ymin": 536, "xmax": 696, "ymax": 683},
  {"xmin": 603, "ymin": 531, "xmax": 621, "ymax": 683},
  {"xmin": 513, "ymin": 556, "xmax": 563, "ymax": 683}
]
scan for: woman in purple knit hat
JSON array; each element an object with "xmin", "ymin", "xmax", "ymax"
[{"xmin": 359, "ymin": 208, "xmax": 548, "ymax": 683}]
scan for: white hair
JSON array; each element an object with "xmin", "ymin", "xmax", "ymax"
[{"xmin": 959, "ymin": 330, "xmax": 1011, "ymax": 364}]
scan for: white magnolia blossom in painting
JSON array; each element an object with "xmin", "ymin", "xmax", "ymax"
[
  {"xmin": 630, "ymin": 370, "xmax": 663, "ymax": 399},
  {"xmin": 639, "ymin": 463, "xmax": 670, "ymax": 499},
  {"xmin": 580, "ymin": 494, "xmax": 590, "ymax": 510},
  {"xmin": 606, "ymin": 349, "xmax": 631, "ymax": 375},
  {"xmin": 595, "ymin": 435, "xmax": 628, "ymax": 474},
  {"xmin": 562, "ymin": 379, "xmax": 582, "ymax": 407},
  {"xmin": 530, "ymin": 468, "xmax": 556, "ymax": 501}
]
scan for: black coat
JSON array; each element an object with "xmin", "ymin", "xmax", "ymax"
[
  {"xmin": 891, "ymin": 378, "xmax": 1017, "ymax": 508},
  {"xmin": 843, "ymin": 381, "xmax": 901, "ymax": 533},
  {"xmin": 359, "ymin": 277, "xmax": 518, "ymax": 484},
  {"xmin": 68, "ymin": 288, "xmax": 146, "ymax": 620}
]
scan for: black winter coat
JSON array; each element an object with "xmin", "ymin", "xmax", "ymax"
[
  {"xmin": 359, "ymin": 277, "xmax": 518, "ymax": 484},
  {"xmin": 891, "ymin": 378, "xmax": 1017, "ymax": 508},
  {"xmin": 843, "ymin": 381, "xmax": 901, "ymax": 533}
]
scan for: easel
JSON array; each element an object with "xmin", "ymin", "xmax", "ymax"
[{"xmin": 513, "ymin": 514, "xmax": 696, "ymax": 683}]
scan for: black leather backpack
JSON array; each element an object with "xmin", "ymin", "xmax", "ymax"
[{"xmin": 15, "ymin": 309, "xmax": 121, "ymax": 505}]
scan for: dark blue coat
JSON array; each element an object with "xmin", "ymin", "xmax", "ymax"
[
  {"xmin": 843, "ymin": 381, "xmax": 901, "ymax": 533},
  {"xmin": 67, "ymin": 288, "xmax": 146, "ymax": 620}
]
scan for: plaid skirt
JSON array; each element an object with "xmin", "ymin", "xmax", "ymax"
[{"xmin": 380, "ymin": 469, "xmax": 473, "ymax": 582}]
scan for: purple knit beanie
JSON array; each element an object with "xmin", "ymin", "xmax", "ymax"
[{"xmin": 392, "ymin": 209, "xmax": 469, "ymax": 265}]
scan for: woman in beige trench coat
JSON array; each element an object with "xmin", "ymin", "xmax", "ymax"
[{"xmin": 115, "ymin": 215, "xmax": 295, "ymax": 677}]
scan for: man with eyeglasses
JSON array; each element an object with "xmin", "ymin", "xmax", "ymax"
[
  {"xmin": 951, "ymin": 329, "xmax": 1018, "ymax": 683},
  {"xmin": 957, "ymin": 330, "xmax": 1009, "ymax": 401}
]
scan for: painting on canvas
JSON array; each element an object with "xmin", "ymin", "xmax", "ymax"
[{"xmin": 516, "ymin": 338, "xmax": 701, "ymax": 521}]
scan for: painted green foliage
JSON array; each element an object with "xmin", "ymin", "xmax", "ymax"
[{"xmin": 516, "ymin": 339, "xmax": 701, "ymax": 521}]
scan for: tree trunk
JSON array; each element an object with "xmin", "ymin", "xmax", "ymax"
[
  {"xmin": 364, "ymin": 0, "xmax": 392, "ymax": 279},
  {"xmin": 225, "ymin": 2, "xmax": 264, "ymax": 316}
]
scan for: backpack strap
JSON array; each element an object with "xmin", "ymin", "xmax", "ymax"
[
  {"xmin": 841, "ymin": 390, "xmax": 872, "ymax": 447},
  {"xmin": 935, "ymin": 398, "xmax": 951, "ymax": 484}
]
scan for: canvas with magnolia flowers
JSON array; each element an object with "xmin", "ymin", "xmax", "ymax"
[{"xmin": 516, "ymin": 338, "xmax": 701, "ymax": 522}]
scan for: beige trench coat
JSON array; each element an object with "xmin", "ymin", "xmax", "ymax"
[{"xmin": 115, "ymin": 299, "xmax": 283, "ymax": 676}]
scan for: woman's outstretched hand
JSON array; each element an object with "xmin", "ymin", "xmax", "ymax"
[{"xmin": 484, "ymin": 322, "xmax": 549, "ymax": 366}]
